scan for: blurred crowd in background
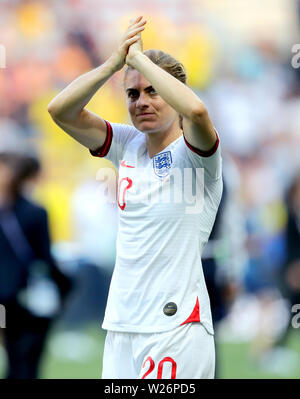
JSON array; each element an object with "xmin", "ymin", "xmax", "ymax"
[{"xmin": 0, "ymin": 0, "xmax": 299, "ymax": 378}]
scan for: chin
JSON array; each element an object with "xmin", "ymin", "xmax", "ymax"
[{"xmin": 134, "ymin": 121, "xmax": 161, "ymax": 134}]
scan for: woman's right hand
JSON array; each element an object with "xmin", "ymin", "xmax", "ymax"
[{"xmin": 109, "ymin": 16, "xmax": 147, "ymax": 72}]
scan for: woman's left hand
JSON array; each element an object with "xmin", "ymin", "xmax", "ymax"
[{"xmin": 125, "ymin": 18, "xmax": 145, "ymax": 66}]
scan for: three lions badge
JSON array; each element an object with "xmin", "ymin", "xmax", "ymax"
[{"xmin": 153, "ymin": 151, "xmax": 172, "ymax": 178}]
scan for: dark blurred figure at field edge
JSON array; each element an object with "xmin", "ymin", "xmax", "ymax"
[
  {"xmin": 0, "ymin": 152, "xmax": 72, "ymax": 379},
  {"xmin": 276, "ymin": 174, "xmax": 300, "ymax": 344}
]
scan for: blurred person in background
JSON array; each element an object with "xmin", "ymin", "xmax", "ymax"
[
  {"xmin": 0, "ymin": 151, "xmax": 72, "ymax": 379},
  {"xmin": 58, "ymin": 175, "xmax": 118, "ymax": 327},
  {"xmin": 202, "ymin": 177, "xmax": 230, "ymax": 378},
  {"xmin": 276, "ymin": 173, "xmax": 300, "ymax": 343},
  {"xmin": 247, "ymin": 171, "xmax": 300, "ymax": 375}
]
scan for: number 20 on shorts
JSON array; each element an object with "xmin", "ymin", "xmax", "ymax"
[{"xmin": 142, "ymin": 356, "xmax": 177, "ymax": 379}]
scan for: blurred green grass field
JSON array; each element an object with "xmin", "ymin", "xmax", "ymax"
[{"xmin": 0, "ymin": 323, "xmax": 299, "ymax": 379}]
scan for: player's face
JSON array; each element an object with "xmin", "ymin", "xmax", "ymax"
[{"xmin": 124, "ymin": 70, "xmax": 179, "ymax": 134}]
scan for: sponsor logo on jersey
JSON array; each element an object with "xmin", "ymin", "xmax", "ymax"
[
  {"xmin": 153, "ymin": 151, "xmax": 172, "ymax": 178},
  {"xmin": 120, "ymin": 160, "xmax": 135, "ymax": 168}
]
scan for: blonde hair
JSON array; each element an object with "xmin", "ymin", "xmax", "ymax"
[{"xmin": 124, "ymin": 49, "xmax": 187, "ymax": 129}]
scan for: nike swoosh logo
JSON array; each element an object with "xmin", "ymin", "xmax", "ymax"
[{"xmin": 121, "ymin": 160, "xmax": 135, "ymax": 168}]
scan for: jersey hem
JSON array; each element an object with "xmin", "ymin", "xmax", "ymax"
[{"xmin": 102, "ymin": 320, "xmax": 214, "ymax": 335}]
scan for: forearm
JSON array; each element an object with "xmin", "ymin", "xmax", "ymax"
[
  {"xmin": 128, "ymin": 53, "xmax": 206, "ymax": 120},
  {"xmin": 48, "ymin": 57, "xmax": 118, "ymax": 120}
]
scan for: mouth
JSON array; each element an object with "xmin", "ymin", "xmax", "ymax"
[{"xmin": 136, "ymin": 113, "xmax": 155, "ymax": 118}]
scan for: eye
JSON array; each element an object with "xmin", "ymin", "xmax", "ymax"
[
  {"xmin": 149, "ymin": 87, "xmax": 157, "ymax": 95},
  {"xmin": 127, "ymin": 90, "xmax": 139, "ymax": 99}
]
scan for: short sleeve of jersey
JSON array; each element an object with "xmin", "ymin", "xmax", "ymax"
[
  {"xmin": 89, "ymin": 121, "xmax": 139, "ymax": 168},
  {"xmin": 183, "ymin": 132, "xmax": 222, "ymax": 180}
]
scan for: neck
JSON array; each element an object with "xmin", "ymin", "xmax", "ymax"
[{"xmin": 146, "ymin": 125, "xmax": 182, "ymax": 159}]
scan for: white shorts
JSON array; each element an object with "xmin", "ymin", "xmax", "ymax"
[{"xmin": 102, "ymin": 322, "xmax": 215, "ymax": 379}]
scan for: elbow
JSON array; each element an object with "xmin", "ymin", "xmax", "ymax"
[
  {"xmin": 47, "ymin": 101, "xmax": 59, "ymax": 119},
  {"xmin": 47, "ymin": 101, "xmax": 80, "ymax": 122},
  {"xmin": 47, "ymin": 97, "xmax": 66, "ymax": 120},
  {"xmin": 190, "ymin": 104, "xmax": 208, "ymax": 124},
  {"xmin": 47, "ymin": 102, "xmax": 68, "ymax": 122}
]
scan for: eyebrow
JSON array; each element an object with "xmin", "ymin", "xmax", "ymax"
[{"xmin": 126, "ymin": 85, "xmax": 154, "ymax": 93}]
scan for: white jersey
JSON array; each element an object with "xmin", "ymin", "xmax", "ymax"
[{"xmin": 90, "ymin": 121, "xmax": 223, "ymax": 335}]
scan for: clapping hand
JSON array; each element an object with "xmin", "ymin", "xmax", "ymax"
[
  {"xmin": 109, "ymin": 16, "xmax": 146, "ymax": 71},
  {"xmin": 125, "ymin": 16, "xmax": 145, "ymax": 67}
]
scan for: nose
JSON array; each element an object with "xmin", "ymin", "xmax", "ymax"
[{"xmin": 136, "ymin": 92, "xmax": 149, "ymax": 109}]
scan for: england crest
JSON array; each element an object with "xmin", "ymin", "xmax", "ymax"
[{"xmin": 153, "ymin": 151, "xmax": 172, "ymax": 178}]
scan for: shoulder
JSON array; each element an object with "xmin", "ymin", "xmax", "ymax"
[
  {"xmin": 174, "ymin": 134, "xmax": 222, "ymax": 181},
  {"xmin": 110, "ymin": 122, "xmax": 143, "ymax": 142}
]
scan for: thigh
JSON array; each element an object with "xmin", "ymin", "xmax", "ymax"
[
  {"xmin": 137, "ymin": 323, "xmax": 215, "ymax": 379},
  {"xmin": 102, "ymin": 331, "xmax": 138, "ymax": 379}
]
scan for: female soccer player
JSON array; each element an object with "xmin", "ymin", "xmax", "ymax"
[{"xmin": 48, "ymin": 16, "xmax": 223, "ymax": 379}]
